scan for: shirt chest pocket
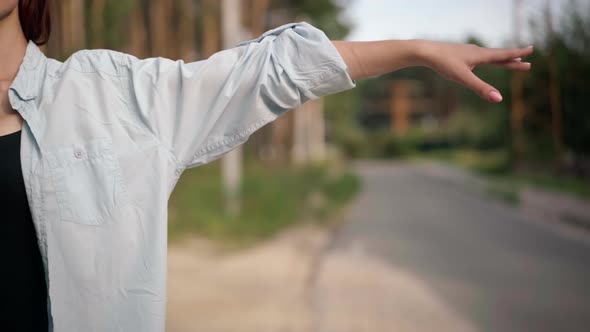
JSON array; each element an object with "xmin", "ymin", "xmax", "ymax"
[{"xmin": 45, "ymin": 137, "xmax": 129, "ymax": 226}]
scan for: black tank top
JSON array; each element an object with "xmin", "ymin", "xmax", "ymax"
[{"xmin": 0, "ymin": 129, "xmax": 49, "ymax": 330}]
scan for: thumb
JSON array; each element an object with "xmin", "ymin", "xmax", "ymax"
[{"xmin": 460, "ymin": 70, "xmax": 503, "ymax": 103}]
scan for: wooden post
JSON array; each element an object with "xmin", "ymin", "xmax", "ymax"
[{"xmin": 390, "ymin": 81, "xmax": 411, "ymax": 135}]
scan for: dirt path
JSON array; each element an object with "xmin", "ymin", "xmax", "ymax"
[
  {"xmin": 166, "ymin": 222, "xmax": 477, "ymax": 332},
  {"xmin": 166, "ymin": 161, "xmax": 590, "ymax": 331},
  {"xmin": 166, "ymin": 224, "xmax": 327, "ymax": 332}
]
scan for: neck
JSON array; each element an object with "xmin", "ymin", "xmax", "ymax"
[{"xmin": 0, "ymin": 7, "xmax": 28, "ymax": 85}]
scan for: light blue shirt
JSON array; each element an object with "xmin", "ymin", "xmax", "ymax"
[{"xmin": 8, "ymin": 22, "xmax": 355, "ymax": 331}]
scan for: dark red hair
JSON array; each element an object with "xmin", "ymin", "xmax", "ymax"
[{"xmin": 19, "ymin": 0, "xmax": 51, "ymax": 45}]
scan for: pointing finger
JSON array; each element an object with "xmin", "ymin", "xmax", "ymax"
[{"xmin": 457, "ymin": 68, "xmax": 503, "ymax": 103}]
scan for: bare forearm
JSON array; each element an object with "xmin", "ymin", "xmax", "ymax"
[
  {"xmin": 332, "ymin": 40, "xmax": 429, "ymax": 81},
  {"xmin": 332, "ymin": 39, "xmax": 533, "ymax": 103}
]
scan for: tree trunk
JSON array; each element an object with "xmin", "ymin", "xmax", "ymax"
[
  {"xmin": 151, "ymin": 0, "xmax": 174, "ymax": 57},
  {"xmin": 202, "ymin": 0, "xmax": 220, "ymax": 58},
  {"xmin": 90, "ymin": 0, "xmax": 105, "ymax": 49},
  {"xmin": 127, "ymin": 0, "xmax": 149, "ymax": 57},
  {"xmin": 178, "ymin": 0, "xmax": 197, "ymax": 60},
  {"xmin": 47, "ymin": 0, "xmax": 64, "ymax": 57},
  {"xmin": 69, "ymin": 0, "xmax": 86, "ymax": 50}
]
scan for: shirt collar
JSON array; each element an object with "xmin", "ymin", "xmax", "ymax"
[{"xmin": 9, "ymin": 40, "xmax": 47, "ymax": 102}]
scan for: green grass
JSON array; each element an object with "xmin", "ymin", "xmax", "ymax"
[
  {"xmin": 487, "ymin": 172, "xmax": 590, "ymax": 200},
  {"xmin": 410, "ymin": 148, "xmax": 590, "ymax": 202},
  {"xmin": 409, "ymin": 149, "xmax": 511, "ymax": 174},
  {"xmin": 484, "ymin": 181, "xmax": 521, "ymax": 205},
  {"xmin": 167, "ymin": 160, "xmax": 360, "ymax": 246}
]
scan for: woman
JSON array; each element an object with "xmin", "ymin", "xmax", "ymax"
[{"xmin": 0, "ymin": 0, "xmax": 533, "ymax": 331}]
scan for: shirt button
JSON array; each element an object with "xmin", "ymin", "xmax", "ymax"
[{"xmin": 74, "ymin": 150, "xmax": 84, "ymax": 158}]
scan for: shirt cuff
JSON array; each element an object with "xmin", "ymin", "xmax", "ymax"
[{"xmin": 239, "ymin": 22, "xmax": 356, "ymax": 100}]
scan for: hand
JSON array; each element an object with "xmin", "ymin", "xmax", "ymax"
[{"xmin": 419, "ymin": 41, "xmax": 534, "ymax": 103}]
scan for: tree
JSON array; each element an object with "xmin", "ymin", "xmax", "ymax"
[{"xmin": 527, "ymin": 0, "xmax": 590, "ymax": 165}]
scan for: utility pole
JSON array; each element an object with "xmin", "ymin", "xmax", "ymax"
[
  {"xmin": 511, "ymin": 0, "xmax": 527, "ymax": 164},
  {"xmin": 221, "ymin": 0, "xmax": 243, "ymax": 217}
]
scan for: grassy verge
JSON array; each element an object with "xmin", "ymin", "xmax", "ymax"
[
  {"xmin": 167, "ymin": 160, "xmax": 360, "ymax": 246},
  {"xmin": 410, "ymin": 149, "xmax": 590, "ymax": 202}
]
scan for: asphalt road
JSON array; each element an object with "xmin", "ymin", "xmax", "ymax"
[{"xmin": 328, "ymin": 161, "xmax": 590, "ymax": 332}]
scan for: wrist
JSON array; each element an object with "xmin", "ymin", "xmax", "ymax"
[{"xmin": 410, "ymin": 39, "xmax": 434, "ymax": 68}]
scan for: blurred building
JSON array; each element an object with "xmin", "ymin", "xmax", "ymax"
[{"xmin": 360, "ymin": 79, "xmax": 453, "ymax": 135}]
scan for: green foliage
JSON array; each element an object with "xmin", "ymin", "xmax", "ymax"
[
  {"xmin": 321, "ymin": 173, "xmax": 360, "ymax": 205},
  {"xmin": 485, "ymin": 182, "xmax": 521, "ymax": 205},
  {"xmin": 484, "ymin": 171, "xmax": 590, "ymax": 201},
  {"xmin": 84, "ymin": 0, "xmax": 134, "ymax": 49},
  {"xmin": 277, "ymin": 0, "xmax": 352, "ymax": 39},
  {"xmin": 167, "ymin": 161, "xmax": 359, "ymax": 245},
  {"xmin": 324, "ymin": 86, "xmax": 368, "ymax": 157},
  {"xmin": 526, "ymin": 0, "xmax": 590, "ymax": 156},
  {"xmin": 444, "ymin": 106, "xmax": 511, "ymax": 150},
  {"xmin": 333, "ymin": 0, "xmax": 590, "ymax": 178}
]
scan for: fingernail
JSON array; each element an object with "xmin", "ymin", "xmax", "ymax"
[
  {"xmin": 488, "ymin": 91, "xmax": 503, "ymax": 103},
  {"xmin": 513, "ymin": 57, "xmax": 522, "ymax": 61}
]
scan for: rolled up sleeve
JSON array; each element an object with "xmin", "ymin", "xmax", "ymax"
[{"xmin": 118, "ymin": 21, "xmax": 356, "ymax": 170}]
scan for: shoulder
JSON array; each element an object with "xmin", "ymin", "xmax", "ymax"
[{"xmin": 48, "ymin": 48, "xmax": 139, "ymax": 77}]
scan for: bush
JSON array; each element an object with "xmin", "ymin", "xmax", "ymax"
[{"xmin": 443, "ymin": 107, "xmax": 511, "ymax": 150}]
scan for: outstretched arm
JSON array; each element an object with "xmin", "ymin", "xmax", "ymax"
[{"xmin": 332, "ymin": 40, "xmax": 533, "ymax": 103}]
